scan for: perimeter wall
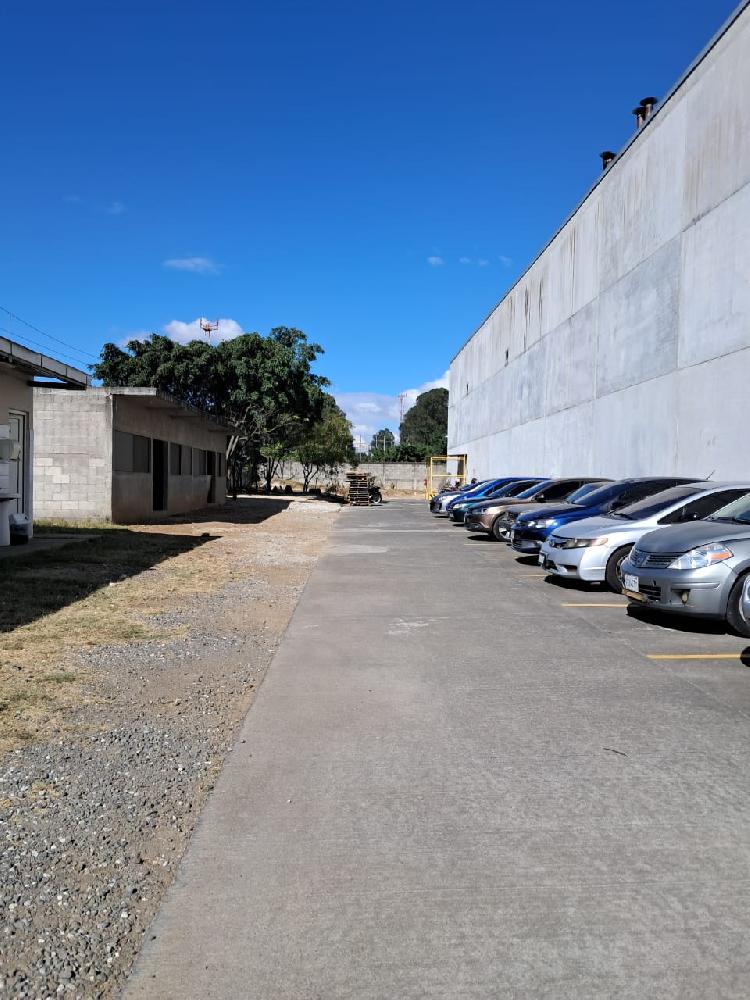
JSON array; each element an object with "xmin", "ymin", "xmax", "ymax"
[{"xmin": 448, "ymin": 2, "xmax": 750, "ymax": 481}]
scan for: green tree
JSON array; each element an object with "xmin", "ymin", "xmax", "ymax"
[
  {"xmin": 369, "ymin": 428, "xmax": 395, "ymax": 457},
  {"xmin": 399, "ymin": 387, "xmax": 448, "ymax": 457},
  {"xmin": 93, "ymin": 327, "xmax": 329, "ymax": 493},
  {"xmin": 294, "ymin": 395, "xmax": 355, "ymax": 491}
]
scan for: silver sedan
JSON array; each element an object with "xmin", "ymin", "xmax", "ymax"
[
  {"xmin": 539, "ymin": 483, "xmax": 750, "ymax": 591},
  {"xmin": 620, "ymin": 491, "xmax": 750, "ymax": 637}
]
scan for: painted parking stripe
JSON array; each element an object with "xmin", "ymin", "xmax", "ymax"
[{"xmin": 647, "ymin": 653, "xmax": 745, "ymax": 661}]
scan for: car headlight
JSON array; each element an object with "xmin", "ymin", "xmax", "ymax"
[
  {"xmin": 560, "ymin": 536, "xmax": 610, "ymax": 549},
  {"xmin": 668, "ymin": 543, "xmax": 734, "ymax": 570},
  {"xmin": 525, "ymin": 517, "xmax": 555, "ymax": 529}
]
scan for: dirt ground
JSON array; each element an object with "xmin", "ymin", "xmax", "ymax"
[{"xmin": 0, "ymin": 496, "xmax": 339, "ymax": 997}]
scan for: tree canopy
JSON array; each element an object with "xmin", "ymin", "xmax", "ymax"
[
  {"xmin": 399, "ymin": 387, "xmax": 448, "ymax": 457},
  {"xmin": 93, "ymin": 327, "xmax": 332, "ymax": 490},
  {"xmin": 369, "ymin": 428, "xmax": 395, "ymax": 455},
  {"xmin": 294, "ymin": 395, "xmax": 355, "ymax": 491}
]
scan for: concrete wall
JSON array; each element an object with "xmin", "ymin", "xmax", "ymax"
[
  {"xmin": 277, "ymin": 460, "xmax": 428, "ymax": 493},
  {"xmin": 34, "ymin": 389, "xmax": 113, "ymax": 520},
  {"xmin": 448, "ymin": 4, "xmax": 750, "ymax": 482},
  {"xmin": 34, "ymin": 389, "xmax": 228, "ymax": 522}
]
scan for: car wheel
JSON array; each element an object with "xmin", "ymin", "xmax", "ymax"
[
  {"xmin": 605, "ymin": 546, "xmax": 633, "ymax": 593},
  {"xmin": 726, "ymin": 571, "xmax": 750, "ymax": 638},
  {"xmin": 490, "ymin": 518, "xmax": 505, "ymax": 541}
]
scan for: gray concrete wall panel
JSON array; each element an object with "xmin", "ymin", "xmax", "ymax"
[
  {"xmin": 680, "ymin": 181, "xmax": 750, "ymax": 367},
  {"xmin": 449, "ymin": 5, "xmax": 750, "ymax": 481},
  {"xmin": 595, "ymin": 238, "xmax": 680, "ymax": 397}
]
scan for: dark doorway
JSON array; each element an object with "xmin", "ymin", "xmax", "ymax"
[
  {"xmin": 207, "ymin": 450, "xmax": 217, "ymax": 503},
  {"xmin": 152, "ymin": 439, "xmax": 168, "ymax": 511}
]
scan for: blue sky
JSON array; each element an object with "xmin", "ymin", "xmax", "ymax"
[{"xmin": 1, "ymin": 0, "xmax": 738, "ymax": 444}]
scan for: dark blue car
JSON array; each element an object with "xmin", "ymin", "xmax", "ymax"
[
  {"xmin": 449, "ymin": 478, "xmax": 547, "ymax": 523},
  {"xmin": 444, "ymin": 477, "xmax": 541, "ymax": 514},
  {"xmin": 510, "ymin": 477, "xmax": 701, "ymax": 554}
]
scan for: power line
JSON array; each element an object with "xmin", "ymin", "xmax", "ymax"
[
  {"xmin": 0, "ymin": 304, "xmax": 98, "ymax": 363},
  {"xmin": 0, "ymin": 325, "xmax": 93, "ymax": 370}
]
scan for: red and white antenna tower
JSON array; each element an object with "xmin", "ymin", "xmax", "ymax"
[{"xmin": 199, "ymin": 318, "xmax": 219, "ymax": 344}]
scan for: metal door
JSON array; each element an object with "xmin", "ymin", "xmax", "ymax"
[{"xmin": 8, "ymin": 411, "xmax": 26, "ymax": 515}]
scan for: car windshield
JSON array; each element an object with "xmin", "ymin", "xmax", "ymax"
[
  {"xmin": 609, "ymin": 485, "xmax": 703, "ymax": 521},
  {"xmin": 571, "ymin": 482, "xmax": 626, "ymax": 506},
  {"xmin": 708, "ymin": 494, "xmax": 750, "ymax": 524},
  {"xmin": 566, "ymin": 482, "xmax": 607, "ymax": 503},
  {"xmin": 515, "ymin": 480, "xmax": 551, "ymax": 499},
  {"xmin": 491, "ymin": 480, "xmax": 539, "ymax": 498}
]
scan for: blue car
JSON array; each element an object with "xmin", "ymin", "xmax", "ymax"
[
  {"xmin": 443, "ymin": 477, "xmax": 541, "ymax": 515},
  {"xmin": 510, "ymin": 477, "xmax": 701, "ymax": 555},
  {"xmin": 449, "ymin": 478, "xmax": 547, "ymax": 524}
]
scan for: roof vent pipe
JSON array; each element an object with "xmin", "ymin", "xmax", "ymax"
[
  {"xmin": 640, "ymin": 96, "xmax": 658, "ymax": 120},
  {"xmin": 600, "ymin": 150, "xmax": 616, "ymax": 171},
  {"xmin": 632, "ymin": 106, "xmax": 647, "ymax": 130}
]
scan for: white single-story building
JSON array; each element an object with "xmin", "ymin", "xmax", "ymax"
[
  {"xmin": 33, "ymin": 387, "xmax": 231, "ymax": 522},
  {"xmin": 0, "ymin": 335, "xmax": 89, "ymax": 545}
]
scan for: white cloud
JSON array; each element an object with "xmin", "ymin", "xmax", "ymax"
[
  {"xmin": 163, "ymin": 317, "xmax": 243, "ymax": 344},
  {"xmin": 499, "ymin": 254, "xmax": 513, "ymax": 267},
  {"xmin": 459, "ymin": 256, "xmax": 472, "ymax": 265},
  {"xmin": 335, "ymin": 370, "xmax": 449, "ymax": 446},
  {"xmin": 426, "ymin": 255, "xmax": 445, "ymax": 267},
  {"xmin": 477, "ymin": 258, "xmax": 490, "ymax": 267},
  {"xmin": 106, "ymin": 200, "xmax": 126, "ymax": 215},
  {"xmin": 163, "ymin": 256, "xmax": 221, "ymax": 274}
]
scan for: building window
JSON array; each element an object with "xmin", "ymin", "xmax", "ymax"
[
  {"xmin": 170, "ymin": 443, "xmax": 192, "ymax": 475},
  {"xmin": 114, "ymin": 431, "xmax": 134, "ymax": 473},
  {"xmin": 115, "ymin": 432, "xmax": 151, "ymax": 473},
  {"xmin": 133, "ymin": 435, "xmax": 151, "ymax": 473},
  {"xmin": 192, "ymin": 448, "xmax": 207, "ymax": 476},
  {"xmin": 216, "ymin": 451, "xmax": 224, "ymax": 477}
]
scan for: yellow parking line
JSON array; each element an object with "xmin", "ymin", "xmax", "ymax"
[
  {"xmin": 647, "ymin": 653, "xmax": 743, "ymax": 661},
  {"xmin": 561, "ymin": 602, "xmax": 627, "ymax": 608}
]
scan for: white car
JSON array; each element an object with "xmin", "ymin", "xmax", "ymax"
[{"xmin": 538, "ymin": 483, "xmax": 750, "ymax": 592}]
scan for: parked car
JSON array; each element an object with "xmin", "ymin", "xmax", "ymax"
[
  {"xmin": 449, "ymin": 478, "xmax": 546, "ymax": 524},
  {"xmin": 466, "ymin": 479, "xmax": 608, "ymax": 540},
  {"xmin": 434, "ymin": 477, "xmax": 524, "ymax": 516},
  {"xmin": 621, "ymin": 491, "xmax": 750, "ymax": 636},
  {"xmin": 539, "ymin": 483, "xmax": 750, "ymax": 591},
  {"xmin": 428, "ymin": 479, "xmax": 483, "ymax": 512},
  {"xmin": 509, "ymin": 478, "xmax": 700, "ymax": 555}
]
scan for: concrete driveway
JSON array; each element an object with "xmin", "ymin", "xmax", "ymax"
[{"xmin": 126, "ymin": 500, "xmax": 750, "ymax": 999}]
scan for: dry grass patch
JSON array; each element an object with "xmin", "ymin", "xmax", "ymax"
[{"xmin": 0, "ymin": 497, "xmax": 337, "ymax": 755}]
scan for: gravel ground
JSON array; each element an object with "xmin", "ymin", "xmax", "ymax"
[{"xmin": 0, "ymin": 498, "xmax": 338, "ymax": 998}]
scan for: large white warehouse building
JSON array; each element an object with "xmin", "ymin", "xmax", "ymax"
[{"xmin": 448, "ymin": 1, "xmax": 750, "ymax": 481}]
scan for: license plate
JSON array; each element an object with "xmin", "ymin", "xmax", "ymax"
[{"xmin": 624, "ymin": 573, "xmax": 639, "ymax": 593}]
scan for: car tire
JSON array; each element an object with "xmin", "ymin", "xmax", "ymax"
[
  {"xmin": 726, "ymin": 571, "xmax": 750, "ymax": 638},
  {"xmin": 490, "ymin": 518, "xmax": 505, "ymax": 541},
  {"xmin": 605, "ymin": 546, "xmax": 633, "ymax": 593}
]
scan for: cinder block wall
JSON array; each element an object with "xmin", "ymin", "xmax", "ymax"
[
  {"xmin": 279, "ymin": 461, "xmax": 427, "ymax": 492},
  {"xmin": 448, "ymin": 5, "xmax": 750, "ymax": 482},
  {"xmin": 34, "ymin": 390, "xmax": 113, "ymax": 520}
]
